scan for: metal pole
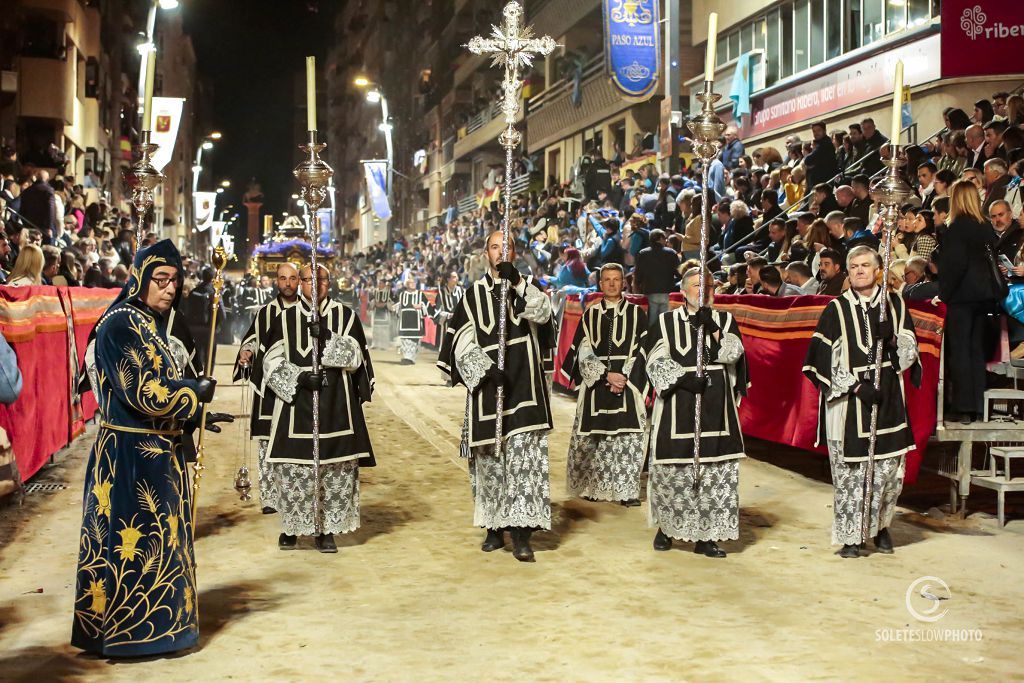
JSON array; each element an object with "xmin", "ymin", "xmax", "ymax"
[
  {"xmin": 380, "ymin": 93, "xmax": 395, "ymax": 247},
  {"xmin": 685, "ymin": 80, "xmax": 726, "ymax": 490},
  {"xmin": 663, "ymin": 0, "xmax": 680, "ymax": 175},
  {"xmin": 862, "ymin": 145, "xmax": 912, "ymax": 544}
]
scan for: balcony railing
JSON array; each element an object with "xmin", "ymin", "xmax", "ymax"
[{"xmin": 526, "ymin": 53, "xmax": 603, "ymax": 116}]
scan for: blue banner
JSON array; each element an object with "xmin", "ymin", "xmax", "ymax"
[
  {"xmin": 363, "ymin": 160, "xmax": 391, "ymax": 221},
  {"xmin": 603, "ymin": 0, "xmax": 660, "ymax": 100}
]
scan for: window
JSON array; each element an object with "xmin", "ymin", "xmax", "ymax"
[
  {"xmin": 794, "ymin": 0, "xmax": 809, "ymax": 72},
  {"xmin": 908, "ymin": 0, "xmax": 931, "ymax": 27},
  {"xmin": 863, "ymin": 0, "xmax": 883, "ymax": 45},
  {"xmin": 826, "ymin": 0, "xmax": 843, "ymax": 59},
  {"xmin": 766, "ymin": 9, "xmax": 781, "ymax": 84},
  {"xmin": 716, "ymin": 36, "xmax": 727, "ymax": 66},
  {"xmin": 781, "ymin": 4, "xmax": 794, "ymax": 79},
  {"xmin": 809, "ymin": 0, "xmax": 825, "ymax": 66},
  {"xmin": 728, "ymin": 31, "xmax": 740, "ymax": 61},
  {"xmin": 740, "ymin": 23, "xmax": 754, "ymax": 54},
  {"xmin": 886, "ymin": 0, "xmax": 907, "ymax": 34},
  {"xmin": 754, "ymin": 17, "xmax": 767, "ymax": 51},
  {"xmin": 845, "ymin": 0, "xmax": 862, "ymax": 52}
]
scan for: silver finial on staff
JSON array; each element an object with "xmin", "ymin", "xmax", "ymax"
[
  {"xmin": 863, "ymin": 145, "xmax": 912, "ymax": 543},
  {"xmin": 293, "ymin": 128, "xmax": 334, "ymax": 537},
  {"xmin": 122, "ymin": 131, "xmax": 164, "ymax": 249},
  {"xmin": 685, "ymin": 80, "xmax": 726, "ymax": 490},
  {"xmin": 466, "ymin": 1, "xmax": 557, "ymax": 456}
]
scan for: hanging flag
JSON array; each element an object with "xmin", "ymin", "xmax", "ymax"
[
  {"xmin": 193, "ymin": 191, "xmax": 217, "ymax": 231},
  {"xmin": 363, "ymin": 160, "xmax": 391, "ymax": 221},
  {"xmin": 148, "ymin": 97, "xmax": 185, "ymax": 172},
  {"xmin": 901, "ymin": 86, "xmax": 912, "ymax": 131},
  {"xmin": 729, "ymin": 53, "xmax": 753, "ymax": 119},
  {"xmin": 603, "ymin": 0, "xmax": 660, "ymax": 100}
]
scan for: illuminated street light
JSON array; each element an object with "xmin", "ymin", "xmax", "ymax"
[
  {"xmin": 216, "ymin": 188, "xmax": 224, "ymax": 194},
  {"xmin": 202, "ymin": 141, "xmax": 213, "ymax": 150},
  {"xmin": 158, "ymin": 0, "xmax": 180, "ymax": 9},
  {"xmin": 208, "ymin": 131, "xmax": 222, "ymax": 140},
  {"xmin": 220, "ymin": 180, "xmax": 231, "ymax": 188},
  {"xmin": 366, "ymin": 90, "xmax": 381, "ymax": 104},
  {"xmin": 354, "ymin": 76, "xmax": 370, "ymax": 87}
]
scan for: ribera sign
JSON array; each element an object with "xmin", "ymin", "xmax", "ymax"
[{"xmin": 942, "ymin": 1, "xmax": 1024, "ymax": 78}]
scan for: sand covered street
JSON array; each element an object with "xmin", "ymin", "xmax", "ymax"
[{"xmin": 0, "ymin": 345, "xmax": 1021, "ymax": 681}]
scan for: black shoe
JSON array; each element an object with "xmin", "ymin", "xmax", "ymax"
[
  {"xmin": 511, "ymin": 527, "xmax": 535, "ymax": 562},
  {"xmin": 694, "ymin": 540, "xmax": 727, "ymax": 558},
  {"xmin": 838, "ymin": 543, "xmax": 860, "ymax": 558},
  {"xmin": 278, "ymin": 533, "xmax": 297, "ymax": 550},
  {"xmin": 262, "ymin": 506, "xmax": 277, "ymax": 515},
  {"xmin": 481, "ymin": 528, "xmax": 505, "ymax": 552},
  {"xmin": 959, "ymin": 413, "xmax": 973, "ymax": 425},
  {"xmin": 400, "ymin": 358, "xmax": 414, "ymax": 365},
  {"xmin": 315, "ymin": 533, "xmax": 338, "ymax": 553},
  {"xmin": 653, "ymin": 529, "xmax": 672, "ymax": 551},
  {"xmin": 619, "ymin": 499, "xmax": 641, "ymax": 507},
  {"xmin": 873, "ymin": 528, "xmax": 894, "ymax": 554}
]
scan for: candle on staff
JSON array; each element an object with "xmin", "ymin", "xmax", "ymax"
[
  {"xmin": 704, "ymin": 13, "xmax": 718, "ymax": 82},
  {"xmin": 142, "ymin": 52, "xmax": 156, "ymax": 132},
  {"xmin": 890, "ymin": 60, "xmax": 904, "ymax": 144},
  {"xmin": 306, "ymin": 56, "xmax": 317, "ymax": 132}
]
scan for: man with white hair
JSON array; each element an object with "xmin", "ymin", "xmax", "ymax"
[
  {"xmin": 982, "ymin": 157, "xmax": 1012, "ymax": 214},
  {"xmin": 803, "ymin": 245, "xmax": 920, "ymax": 559},
  {"xmin": 631, "ymin": 266, "xmax": 748, "ymax": 557},
  {"xmin": 721, "ymin": 126, "xmax": 745, "ymax": 170}
]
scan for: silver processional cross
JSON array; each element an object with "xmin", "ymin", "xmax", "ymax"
[{"xmin": 466, "ymin": 2, "xmax": 556, "ymax": 455}]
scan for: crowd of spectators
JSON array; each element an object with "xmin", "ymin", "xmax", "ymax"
[
  {"xmin": 0, "ymin": 145, "xmax": 136, "ymax": 288},
  {"xmin": 349, "ymin": 90, "xmax": 1024, "ymax": 425}
]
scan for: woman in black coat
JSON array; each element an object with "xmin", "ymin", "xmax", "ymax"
[{"xmin": 938, "ymin": 180, "xmax": 1000, "ymax": 423}]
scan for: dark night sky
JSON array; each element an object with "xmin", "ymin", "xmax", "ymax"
[{"xmin": 182, "ymin": 0, "xmax": 332, "ymax": 227}]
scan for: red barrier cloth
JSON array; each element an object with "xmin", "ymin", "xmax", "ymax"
[
  {"xmin": 553, "ymin": 292, "xmax": 945, "ymax": 483},
  {"xmin": 0, "ymin": 286, "xmax": 118, "ymax": 481}
]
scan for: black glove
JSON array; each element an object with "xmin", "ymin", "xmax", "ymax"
[
  {"xmin": 495, "ymin": 261, "xmax": 522, "ymax": 286},
  {"xmin": 692, "ymin": 306, "xmax": 719, "ymax": 334},
  {"xmin": 196, "ymin": 376, "xmax": 217, "ymax": 403},
  {"xmin": 870, "ymin": 316, "xmax": 897, "ymax": 349},
  {"xmin": 677, "ymin": 374, "xmax": 710, "ymax": 395},
  {"xmin": 476, "ymin": 364, "xmax": 509, "ymax": 393},
  {"xmin": 854, "ymin": 379, "xmax": 883, "ymax": 406},
  {"xmin": 298, "ymin": 371, "xmax": 324, "ymax": 392},
  {"xmin": 307, "ymin": 319, "xmax": 333, "ymax": 342}
]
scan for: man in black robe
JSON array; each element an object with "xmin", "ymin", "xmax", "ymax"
[
  {"xmin": 234, "ymin": 262, "xmax": 300, "ymax": 513},
  {"xmin": 254, "ymin": 264, "xmax": 375, "ymax": 553},
  {"xmin": 561, "ymin": 264, "xmax": 647, "ymax": 505},
  {"xmin": 631, "ymin": 266, "xmax": 748, "ymax": 557},
  {"xmin": 392, "ymin": 276, "xmax": 428, "ymax": 364},
  {"xmin": 438, "ymin": 230, "xmax": 554, "ymax": 562},
  {"xmin": 803, "ymin": 245, "xmax": 920, "ymax": 558}
]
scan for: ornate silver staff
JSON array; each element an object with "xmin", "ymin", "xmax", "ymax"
[
  {"xmin": 685, "ymin": 81, "xmax": 726, "ymax": 489},
  {"xmin": 122, "ymin": 130, "xmax": 163, "ymax": 248},
  {"xmin": 467, "ymin": 1, "xmax": 556, "ymax": 455},
  {"xmin": 862, "ymin": 146, "xmax": 911, "ymax": 543},
  {"xmin": 293, "ymin": 129, "xmax": 333, "ymax": 537}
]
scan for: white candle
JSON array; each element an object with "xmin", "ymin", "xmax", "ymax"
[
  {"xmin": 890, "ymin": 60, "xmax": 904, "ymax": 143},
  {"xmin": 306, "ymin": 56, "xmax": 317, "ymax": 132},
  {"xmin": 142, "ymin": 52, "xmax": 156, "ymax": 131},
  {"xmin": 704, "ymin": 13, "xmax": 718, "ymax": 82}
]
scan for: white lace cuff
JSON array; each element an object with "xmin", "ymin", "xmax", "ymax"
[
  {"xmin": 521, "ymin": 285, "xmax": 552, "ymax": 324},
  {"xmin": 896, "ymin": 331, "xmax": 918, "ymax": 372},
  {"xmin": 240, "ymin": 339, "xmax": 257, "ymax": 356},
  {"xmin": 268, "ymin": 360, "xmax": 301, "ymax": 403},
  {"xmin": 716, "ymin": 332, "xmax": 743, "ymax": 364},
  {"xmin": 322, "ymin": 335, "xmax": 362, "ymax": 370},
  {"xmin": 827, "ymin": 363, "xmax": 857, "ymax": 401},
  {"xmin": 622, "ymin": 356, "xmax": 636, "ymax": 377},
  {"xmin": 580, "ymin": 356, "xmax": 607, "ymax": 388},
  {"xmin": 456, "ymin": 345, "xmax": 493, "ymax": 391},
  {"xmin": 647, "ymin": 357, "xmax": 686, "ymax": 393}
]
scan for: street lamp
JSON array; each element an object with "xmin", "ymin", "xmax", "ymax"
[
  {"xmin": 220, "ymin": 179, "xmax": 231, "ymax": 188},
  {"xmin": 136, "ymin": 0, "xmax": 179, "ymax": 129},
  {"xmin": 354, "ymin": 76, "xmax": 370, "ymax": 87},
  {"xmin": 193, "ymin": 132, "xmax": 221, "ymax": 193}
]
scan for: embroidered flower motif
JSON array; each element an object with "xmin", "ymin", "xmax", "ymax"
[
  {"xmin": 116, "ymin": 525, "xmax": 144, "ymax": 561},
  {"xmin": 145, "ymin": 343, "xmax": 163, "ymax": 372},
  {"xmin": 142, "ymin": 379, "xmax": 171, "ymax": 403},
  {"xmin": 86, "ymin": 579, "xmax": 107, "ymax": 616},
  {"xmin": 166, "ymin": 514, "xmax": 179, "ymax": 549},
  {"xmin": 92, "ymin": 480, "xmax": 113, "ymax": 518}
]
